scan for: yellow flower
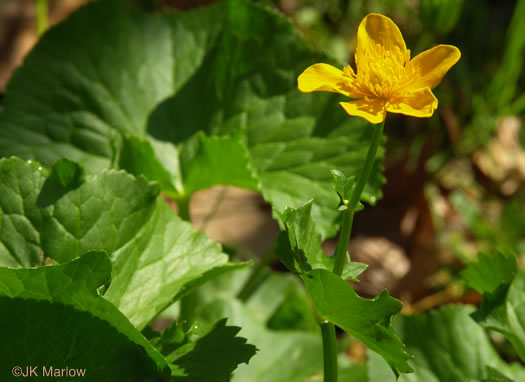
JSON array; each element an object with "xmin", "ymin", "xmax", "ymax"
[{"xmin": 297, "ymin": 13, "xmax": 461, "ymax": 124}]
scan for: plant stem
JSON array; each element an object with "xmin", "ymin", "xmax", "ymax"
[
  {"xmin": 332, "ymin": 121, "xmax": 384, "ymax": 276},
  {"xmin": 320, "ymin": 321, "xmax": 338, "ymax": 382},
  {"xmin": 36, "ymin": 0, "xmax": 48, "ymax": 36},
  {"xmin": 332, "ymin": 208, "xmax": 355, "ymax": 277},
  {"xmin": 322, "ymin": 121, "xmax": 384, "ymax": 381},
  {"xmin": 348, "ymin": 121, "xmax": 384, "ymax": 210},
  {"xmin": 176, "ymin": 195, "xmax": 191, "ymax": 222},
  {"xmin": 237, "ymin": 249, "xmax": 275, "ymax": 302}
]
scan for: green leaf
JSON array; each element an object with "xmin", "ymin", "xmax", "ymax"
[
  {"xmin": 472, "ymin": 269, "xmax": 525, "ymax": 363},
  {"xmin": 367, "ymin": 305, "xmax": 525, "ymax": 382},
  {"xmin": 0, "ymin": 0, "xmax": 385, "ymax": 237},
  {"xmin": 0, "ymin": 157, "xmax": 239, "ymax": 329},
  {"xmin": 331, "ymin": 169, "xmax": 355, "ymax": 204},
  {"xmin": 0, "ymin": 157, "xmax": 159, "ymax": 267},
  {"xmin": 188, "ymin": 268, "xmax": 324, "ymax": 382},
  {"xmin": 172, "ymin": 262, "xmax": 250, "ymax": 304},
  {"xmin": 484, "ymin": 367, "xmax": 515, "ymax": 382},
  {"xmin": 48, "ymin": 157, "xmax": 84, "ymax": 188},
  {"xmin": 119, "ymin": 135, "xmax": 180, "ymax": 196},
  {"xmin": 461, "ymin": 249, "xmax": 517, "ymax": 294},
  {"xmin": 267, "ymin": 284, "xmax": 319, "ymax": 332},
  {"xmin": 252, "ymin": 118, "xmax": 384, "ymax": 239},
  {"xmin": 180, "ymin": 130, "xmax": 258, "ymax": 195},
  {"xmin": 0, "ymin": 251, "xmax": 170, "ymax": 380},
  {"xmin": 146, "ymin": 320, "xmax": 186, "ymax": 356},
  {"xmin": 301, "ymin": 269, "xmax": 412, "ymax": 376},
  {"xmin": 0, "ymin": 0, "xmax": 179, "ymax": 171},
  {"xmin": 37, "ymin": 158, "xmax": 85, "ymax": 207},
  {"xmin": 461, "ymin": 249, "xmax": 525, "ymax": 363},
  {"xmin": 330, "ymin": 168, "xmax": 363, "ymax": 211},
  {"xmin": 0, "ymin": 158, "xmax": 49, "ymax": 267},
  {"xmin": 275, "ymin": 200, "xmax": 367, "ymax": 281},
  {"xmin": 167, "ymin": 318, "xmax": 257, "ymax": 381},
  {"xmin": 104, "ymin": 201, "xmax": 244, "ymax": 329},
  {"xmin": 247, "ymin": 269, "xmax": 319, "ymax": 333}
]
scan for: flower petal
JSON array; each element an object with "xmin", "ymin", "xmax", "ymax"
[
  {"xmin": 339, "ymin": 99, "xmax": 386, "ymax": 124},
  {"xmin": 386, "ymin": 88, "xmax": 438, "ymax": 118},
  {"xmin": 356, "ymin": 14, "xmax": 407, "ymax": 67},
  {"xmin": 407, "ymin": 45, "xmax": 461, "ymax": 89},
  {"xmin": 298, "ymin": 63, "xmax": 360, "ymax": 98}
]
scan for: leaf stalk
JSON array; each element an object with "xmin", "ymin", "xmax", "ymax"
[
  {"xmin": 176, "ymin": 195, "xmax": 191, "ymax": 222},
  {"xmin": 237, "ymin": 249, "xmax": 275, "ymax": 302}
]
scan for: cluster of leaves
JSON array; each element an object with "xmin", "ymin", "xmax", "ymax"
[
  {"xmin": 0, "ymin": 0, "xmax": 390, "ymax": 379},
  {"xmin": 1, "ymin": 0, "xmax": 525, "ymax": 381}
]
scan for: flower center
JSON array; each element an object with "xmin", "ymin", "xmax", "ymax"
[{"xmin": 353, "ymin": 45, "xmax": 412, "ymax": 100}]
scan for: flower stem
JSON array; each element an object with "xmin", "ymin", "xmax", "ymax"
[
  {"xmin": 320, "ymin": 321, "xmax": 338, "ymax": 382},
  {"xmin": 332, "ymin": 208, "xmax": 355, "ymax": 277},
  {"xmin": 348, "ymin": 121, "xmax": 384, "ymax": 210},
  {"xmin": 332, "ymin": 121, "xmax": 384, "ymax": 276},
  {"xmin": 321, "ymin": 121, "xmax": 384, "ymax": 381}
]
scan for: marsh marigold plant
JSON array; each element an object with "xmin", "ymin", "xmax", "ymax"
[{"xmin": 298, "ymin": 13, "xmax": 461, "ymax": 124}]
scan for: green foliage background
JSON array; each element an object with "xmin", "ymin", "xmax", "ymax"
[{"xmin": 0, "ymin": 0, "xmax": 524, "ymax": 380}]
